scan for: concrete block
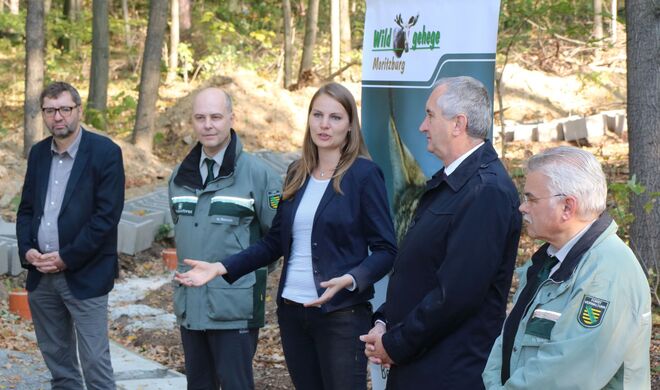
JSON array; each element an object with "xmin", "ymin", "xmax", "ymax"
[
  {"xmin": 561, "ymin": 116, "xmax": 588, "ymax": 141},
  {"xmin": 0, "ymin": 236, "xmax": 21, "ymax": 276},
  {"xmin": 0, "ymin": 241, "xmax": 10, "ymax": 275},
  {"xmin": 124, "ymin": 202, "xmax": 172, "ymax": 237},
  {"xmin": 0, "ymin": 217, "xmax": 16, "ymax": 238},
  {"xmin": 535, "ymin": 121, "xmax": 563, "ymax": 142},
  {"xmin": 585, "ymin": 114, "xmax": 606, "ymax": 140},
  {"xmin": 123, "ymin": 207, "xmax": 165, "ymax": 229},
  {"xmin": 512, "ymin": 124, "xmax": 537, "ymax": 142},
  {"xmin": 117, "ymin": 213, "xmax": 157, "ymax": 255},
  {"xmin": 602, "ymin": 110, "xmax": 626, "ymax": 137}
]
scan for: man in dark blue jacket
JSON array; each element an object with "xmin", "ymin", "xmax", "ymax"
[
  {"xmin": 16, "ymin": 82, "xmax": 125, "ymax": 389},
  {"xmin": 362, "ymin": 76, "xmax": 522, "ymax": 389}
]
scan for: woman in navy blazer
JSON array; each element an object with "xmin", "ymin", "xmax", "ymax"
[{"xmin": 176, "ymin": 82, "xmax": 397, "ymax": 389}]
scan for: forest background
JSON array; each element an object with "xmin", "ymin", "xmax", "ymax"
[{"xmin": 0, "ymin": 0, "xmax": 659, "ymax": 387}]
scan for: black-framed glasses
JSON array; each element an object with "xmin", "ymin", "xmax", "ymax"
[
  {"xmin": 42, "ymin": 106, "xmax": 78, "ymax": 117},
  {"xmin": 522, "ymin": 193, "xmax": 566, "ymax": 204}
]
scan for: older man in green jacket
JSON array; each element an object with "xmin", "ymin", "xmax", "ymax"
[{"xmin": 483, "ymin": 146, "xmax": 651, "ymax": 389}]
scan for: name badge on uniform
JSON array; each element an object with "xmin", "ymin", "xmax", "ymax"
[{"xmin": 172, "ymin": 196, "xmax": 198, "ymax": 216}]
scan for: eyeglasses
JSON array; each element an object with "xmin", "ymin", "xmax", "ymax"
[
  {"xmin": 521, "ymin": 193, "xmax": 566, "ymax": 204},
  {"xmin": 42, "ymin": 106, "xmax": 78, "ymax": 117}
]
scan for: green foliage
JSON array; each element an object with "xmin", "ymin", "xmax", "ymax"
[
  {"xmin": 0, "ymin": 12, "xmax": 25, "ymax": 44},
  {"xmin": 153, "ymin": 131, "xmax": 165, "ymax": 145},
  {"xmin": 498, "ymin": 0, "xmax": 602, "ymax": 56},
  {"xmin": 177, "ymin": 42, "xmax": 195, "ymax": 76},
  {"xmin": 106, "ymin": 91, "xmax": 137, "ymax": 135},
  {"xmin": 608, "ymin": 175, "xmax": 649, "ymax": 238},
  {"xmin": 155, "ymin": 223, "xmax": 173, "ymax": 244},
  {"xmin": 9, "ymin": 194, "xmax": 21, "ymax": 213},
  {"xmin": 85, "ymin": 108, "xmax": 107, "ymax": 131}
]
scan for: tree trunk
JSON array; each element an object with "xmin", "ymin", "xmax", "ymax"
[
  {"xmin": 9, "ymin": 0, "xmax": 19, "ymax": 14},
  {"xmin": 610, "ymin": 0, "xmax": 617, "ymax": 44},
  {"xmin": 339, "ymin": 0, "xmax": 351, "ymax": 62},
  {"xmin": 122, "ymin": 0, "xmax": 132, "ymax": 52},
  {"xmin": 87, "ymin": 0, "xmax": 110, "ymax": 130},
  {"xmin": 24, "ymin": 0, "xmax": 45, "ymax": 157},
  {"xmin": 282, "ymin": 0, "xmax": 294, "ymax": 89},
  {"xmin": 330, "ymin": 0, "xmax": 339, "ymax": 75},
  {"xmin": 132, "ymin": 0, "xmax": 169, "ymax": 152},
  {"xmin": 59, "ymin": 0, "xmax": 82, "ymax": 52},
  {"xmin": 627, "ymin": 0, "xmax": 660, "ymax": 276},
  {"xmin": 166, "ymin": 0, "xmax": 179, "ymax": 83},
  {"xmin": 298, "ymin": 0, "xmax": 319, "ymax": 82},
  {"xmin": 593, "ymin": 0, "xmax": 603, "ymax": 44},
  {"xmin": 179, "ymin": 0, "xmax": 191, "ymax": 39}
]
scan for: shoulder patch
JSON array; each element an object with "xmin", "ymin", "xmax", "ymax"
[
  {"xmin": 267, "ymin": 190, "xmax": 282, "ymax": 210},
  {"xmin": 577, "ymin": 295, "xmax": 609, "ymax": 328}
]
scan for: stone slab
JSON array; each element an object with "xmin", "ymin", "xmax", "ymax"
[
  {"xmin": 561, "ymin": 116, "xmax": 588, "ymax": 141},
  {"xmin": 0, "ymin": 236, "xmax": 21, "ymax": 276},
  {"xmin": 602, "ymin": 110, "xmax": 627, "ymax": 137},
  {"xmin": 0, "ymin": 217, "xmax": 16, "ymax": 237},
  {"xmin": 117, "ymin": 214, "xmax": 156, "ymax": 255},
  {"xmin": 512, "ymin": 124, "xmax": 537, "ymax": 142},
  {"xmin": 585, "ymin": 114, "xmax": 606, "ymax": 140},
  {"xmin": 0, "ymin": 241, "xmax": 9, "ymax": 275},
  {"xmin": 534, "ymin": 121, "xmax": 564, "ymax": 142}
]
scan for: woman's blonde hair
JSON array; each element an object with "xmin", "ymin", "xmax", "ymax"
[{"xmin": 282, "ymin": 82, "xmax": 370, "ymax": 200}]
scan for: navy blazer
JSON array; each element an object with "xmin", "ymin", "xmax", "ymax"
[
  {"xmin": 223, "ymin": 157, "xmax": 397, "ymax": 313},
  {"xmin": 378, "ymin": 141, "xmax": 522, "ymax": 389},
  {"xmin": 17, "ymin": 129, "xmax": 125, "ymax": 300}
]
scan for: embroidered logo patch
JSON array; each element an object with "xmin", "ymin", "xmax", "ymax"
[
  {"xmin": 268, "ymin": 190, "xmax": 281, "ymax": 210},
  {"xmin": 578, "ymin": 295, "xmax": 609, "ymax": 328}
]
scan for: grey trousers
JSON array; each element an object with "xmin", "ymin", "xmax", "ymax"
[{"xmin": 28, "ymin": 273, "xmax": 115, "ymax": 390}]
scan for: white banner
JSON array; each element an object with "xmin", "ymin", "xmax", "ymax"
[{"xmin": 362, "ymin": 1, "xmax": 502, "ymax": 388}]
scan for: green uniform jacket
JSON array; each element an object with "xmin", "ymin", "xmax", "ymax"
[
  {"xmin": 168, "ymin": 130, "xmax": 282, "ymax": 330},
  {"xmin": 483, "ymin": 215, "xmax": 651, "ymax": 389}
]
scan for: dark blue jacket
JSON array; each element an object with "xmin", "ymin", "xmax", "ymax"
[
  {"xmin": 223, "ymin": 157, "xmax": 397, "ymax": 312},
  {"xmin": 17, "ymin": 129, "xmax": 125, "ymax": 300},
  {"xmin": 378, "ymin": 141, "xmax": 522, "ymax": 389}
]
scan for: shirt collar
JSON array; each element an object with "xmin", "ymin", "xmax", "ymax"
[
  {"xmin": 50, "ymin": 127, "xmax": 83, "ymax": 158},
  {"xmin": 547, "ymin": 219, "xmax": 597, "ymax": 263},
  {"xmin": 444, "ymin": 141, "xmax": 484, "ymax": 176},
  {"xmin": 199, "ymin": 147, "xmax": 227, "ymax": 171}
]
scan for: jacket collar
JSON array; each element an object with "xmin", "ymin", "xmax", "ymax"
[
  {"xmin": 533, "ymin": 212, "xmax": 614, "ymax": 283},
  {"xmin": 425, "ymin": 139, "xmax": 498, "ymax": 192},
  {"xmin": 173, "ymin": 129, "xmax": 240, "ymax": 189}
]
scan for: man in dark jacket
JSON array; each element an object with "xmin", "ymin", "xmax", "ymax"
[
  {"xmin": 17, "ymin": 82, "xmax": 125, "ymax": 389},
  {"xmin": 361, "ymin": 76, "xmax": 522, "ymax": 389}
]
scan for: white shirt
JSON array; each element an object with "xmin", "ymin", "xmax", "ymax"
[
  {"xmin": 444, "ymin": 141, "xmax": 485, "ymax": 176},
  {"xmin": 281, "ymin": 176, "xmax": 330, "ymax": 303},
  {"xmin": 547, "ymin": 220, "xmax": 596, "ymax": 276}
]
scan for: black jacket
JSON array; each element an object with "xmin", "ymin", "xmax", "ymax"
[{"xmin": 378, "ymin": 141, "xmax": 522, "ymax": 389}]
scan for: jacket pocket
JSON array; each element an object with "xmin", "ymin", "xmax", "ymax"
[
  {"xmin": 525, "ymin": 317, "xmax": 556, "ymax": 339},
  {"xmin": 173, "ymin": 282, "xmax": 186, "ymax": 318},
  {"xmin": 206, "ymin": 271, "xmax": 256, "ymax": 321}
]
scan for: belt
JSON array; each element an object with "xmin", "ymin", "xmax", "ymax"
[{"xmin": 282, "ymin": 298, "xmax": 305, "ymax": 307}]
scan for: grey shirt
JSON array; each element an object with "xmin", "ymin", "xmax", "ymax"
[{"xmin": 37, "ymin": 129, "xmax": 82, "ymax": 254}]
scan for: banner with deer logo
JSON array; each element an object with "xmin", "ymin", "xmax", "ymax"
[{"xmin": 361, "ymin": 1, "xmax": 501, "ymax": 387}]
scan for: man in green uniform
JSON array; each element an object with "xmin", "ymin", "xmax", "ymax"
[
  {"xmin": 168, "ymin": 87, "xmax": 282, "ymax": 390},
  {"xmin": 483, "ymin": 146, "xmax": 651, "ymax": 389}
]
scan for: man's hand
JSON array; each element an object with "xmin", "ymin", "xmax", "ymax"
[
  {"xmin": 25, "ymin": 248, "xmax": 43, "ymax": 265},
  {"xmin": 33, "ymin": 251, "xmax": 66, "ymax": 273},
  {"xmin": 304, "ymin": 274, "xmax": 354, "ymax": 307},
  {"xmin": 174, "ymin": 259, "xmax": 227, "ymax": 286},
  {"xmin": 360, "ymin": 322, "xmax": 394, "ymax": 367}
]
